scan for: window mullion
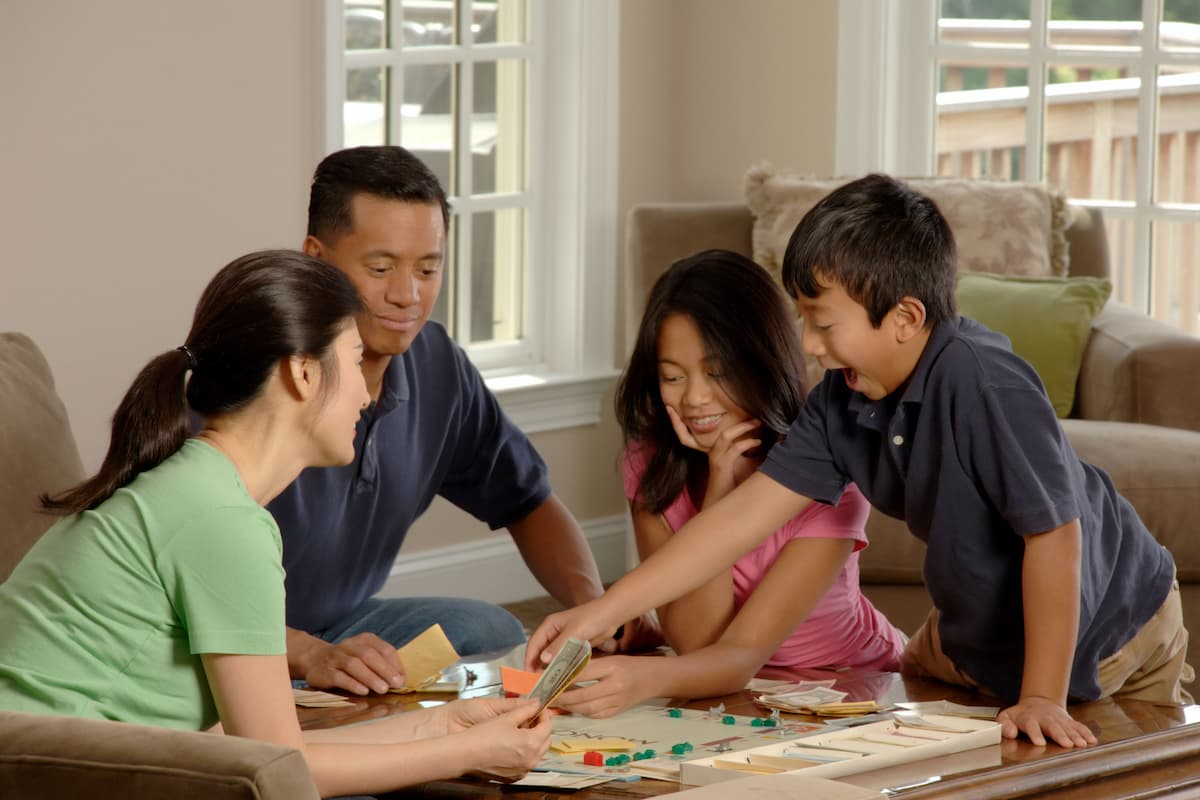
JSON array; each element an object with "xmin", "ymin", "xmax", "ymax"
[
  {"xmin": 1024, "ymin": 0, "xmax": 1048, "ymax": 183},
  {"xmin": 455, "ymin": 0, "xmax": 474, "ymax": 344},
  {"xmin": 1137, "ymin": 0, "xmax": 1163, "ymax": 318}
]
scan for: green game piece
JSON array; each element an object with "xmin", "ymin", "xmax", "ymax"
[
  {"xmin": 671, "ymin": 743, "xmax": 688, "ymax": 755},
  {"xmin": 722, "ymin": 715, "xmax": 736, "ymax": 725},
  {"xmin": 644, "ymin": 749, "xmax": 656, "ymax": 758},
  {"xmin": 668, "ymin": 708, "xmax": 683, "ymax": 718},
  {"xmin": 605, "ymin": 756, "xmax": 620, "ymax": 766},
  {"xmin": 751, "ymin": 718, "xmax": 764, "ymax": 727},
  {"xmin": 764, "ymin": 718, "xmax": 778, "ymax": 727}
]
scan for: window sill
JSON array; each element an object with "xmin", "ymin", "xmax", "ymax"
[{"xmin": 485, "ymin": 369, "xmax": 619, "ymax": 434}]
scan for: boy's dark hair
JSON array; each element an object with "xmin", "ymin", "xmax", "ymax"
[
  {"xmin": 307, "ymin": 145, "xmax": 451, "ymax": 241},
  {"xmin": 42, "ymin": 250, "xmax": 364, "ymax": 515},
  {"xmin": 615, "ymin": 249, "xmax": 807, "ymax": 515},
  {"xmin": 781, "ymin": 174, "xmax": 957, "ymax": 328}
]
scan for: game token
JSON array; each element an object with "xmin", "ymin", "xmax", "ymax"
[
  {"xmin": 722, "ymin": 715, "xmax": 736, "ymax": 725},
  {"xmin": 667, "ymin": 708, "xmax": 683, "ymax": 718},
  {"xmin": 751, "ymin": 718, "xmax": 764, "ymax": 727},
  {"xmin": 583, "ymin": 751, "xmax": 603, "ymax": 767},
  {"xmin": 671, "ymin": 743, "xmax": 687, "ymax": 755}
]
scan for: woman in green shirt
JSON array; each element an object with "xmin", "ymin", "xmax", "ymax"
[{"xmin": 0, "ymin": 250, "xmax": 551, "ymax": 796}]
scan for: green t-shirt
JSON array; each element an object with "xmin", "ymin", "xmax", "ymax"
[{"xmin": 0, "ymin": 439, "xmax": 285, "ymax": 730}]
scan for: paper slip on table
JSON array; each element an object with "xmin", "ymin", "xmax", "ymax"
[{"xmin": 297, "ymin": 648, "xmax": 1200, "ymax": 799}]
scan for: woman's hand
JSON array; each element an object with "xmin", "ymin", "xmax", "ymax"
[
  {"xmin": 442, "ymin": 696, "xmax": 532, "ymax": 734},
  {"xmin": 553, "ymin": 656, "xmax": 659, "ymax": 719},
  {"xmin": 455, "ymin": 699, "xmax": 553, "ymax": 781}
]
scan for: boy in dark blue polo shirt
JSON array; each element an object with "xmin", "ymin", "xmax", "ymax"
[{"xmin": 527, "ymin": 174, "xmax": 1191, "ymax": 749}]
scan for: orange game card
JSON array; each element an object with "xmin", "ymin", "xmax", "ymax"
[{"xmin": 500, "ymin": 665, "xmax": 541, "ymax": 696}]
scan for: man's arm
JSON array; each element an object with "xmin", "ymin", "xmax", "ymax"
[{"xmin": 507, "ymin": 493, "xmax": 605, "ymax": 607}]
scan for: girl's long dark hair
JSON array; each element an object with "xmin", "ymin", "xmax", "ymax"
[
  {"xmin": 615, "ymin": 249, "xmax": 808, "ymax": 515},
  {"xmin": 42, "ymin": 250, "xmax": 364, "ymax": 515}
]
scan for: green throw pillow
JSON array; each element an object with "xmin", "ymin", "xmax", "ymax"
[{"xmin": 956, "ymin": 272, "xmax": 1112, "ymax": 418}]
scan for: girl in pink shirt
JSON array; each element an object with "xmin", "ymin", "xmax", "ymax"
[{"xmin": 555, "ymin": 249, "xmax": 904, "ymax": 718}]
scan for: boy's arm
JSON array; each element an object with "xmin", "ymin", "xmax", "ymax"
[
  {"xmin": 998, "ymin": 519, "xmax": 1098, "ymax": 748},
  {"xmin": 524, "ymin": 472, "xmax": 811, "ymax": 668}
]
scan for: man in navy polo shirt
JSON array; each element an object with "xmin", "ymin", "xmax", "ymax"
[
  {"xmin": 525, "ymin": 174, "xmax": 1190, "ymax": 752},
  {"xmin": 270, "ymin": 146, "xmax": 651, "ymax": 696}
]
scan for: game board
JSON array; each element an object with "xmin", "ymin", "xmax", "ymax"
[{"xmin": 540, "ymin": 704, "xmax": 826, "ymax": 781}]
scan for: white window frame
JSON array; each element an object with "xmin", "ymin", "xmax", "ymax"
[
  {"xmin": 315, "ymin": 0, "xmax": 619, "ymax": 433},
  {"xmin": 836, "ymin": 0, "xmax": 1200, "ymax": 326}
]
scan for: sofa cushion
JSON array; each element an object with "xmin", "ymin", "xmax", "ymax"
[
  {"xmin": 0, "ymin": 333, "xmax": 85, "ymax": 581},
  {"xmin": 744, "ymin": 165, "xmax": 1071, "ymax": 285},
  {"xmin": 957, "ymin": 272, "xmax": 1112, "ymax": 418},
  {"xmin": 0, "ymin": 710, "xmax": 318, "ymax": 800}
]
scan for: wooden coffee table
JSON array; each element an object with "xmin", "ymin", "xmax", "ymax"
[{"xmin": 298, "ymin": 653, "xmax": 1200, "ymax": 798}]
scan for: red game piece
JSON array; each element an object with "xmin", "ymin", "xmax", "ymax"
[{"xmin": 583, "ymin": 751, "xmax": 604, "ymax": 767}]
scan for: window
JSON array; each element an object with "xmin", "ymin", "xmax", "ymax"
[
  {"xmin": 837, "ymin": 0, "xmax": 1200, "ymax": 334},
  {"xmin": 318, "ymin": 0, "xmax": 619, "ymax": 431}
]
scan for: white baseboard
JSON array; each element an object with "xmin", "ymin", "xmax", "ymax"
[{"xmin": 378, "ymin": 515, "xmax": 629, "ymax": 605}]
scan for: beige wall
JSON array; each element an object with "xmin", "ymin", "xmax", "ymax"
[
  {"xmin": 1, "ymin": 1, "xmax": 317, "ymax": 473},
  {"xmin": 1, "ymin": 1, "xmax": 839, "ymax": 561}
]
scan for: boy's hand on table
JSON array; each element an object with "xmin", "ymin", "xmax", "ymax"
[{"xmin": 998, "ymin": 696, "xmax": 1097, "ymax": 748}]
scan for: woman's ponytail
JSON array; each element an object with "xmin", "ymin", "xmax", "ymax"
[{"xmin": 41, "ymin": 348, "xmax": 193, "ymax": 514}]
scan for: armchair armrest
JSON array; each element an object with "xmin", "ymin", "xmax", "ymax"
[
  {"xmin": 0, "ymin": 711, "xmax": 318, "ymax": 800},
  {"xmin": 1075, "ymin": 303, "xmax": 1200, "ymax": 432}
]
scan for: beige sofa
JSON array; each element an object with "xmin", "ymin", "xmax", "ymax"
[
  {"xmin": 0, "ymin": 332, "xmax": 318, "ymax": 800},
  {"xmin": 626, "ymin": 200, "xmax": 1200, "ymax": 669}
]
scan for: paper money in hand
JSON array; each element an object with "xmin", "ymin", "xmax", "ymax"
[{"xmin": 524, "ymin": 637, "xmax": 590, "ymax": 718}]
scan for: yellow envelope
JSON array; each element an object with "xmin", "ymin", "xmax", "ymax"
[{"xmin": 389, "ymin": 624, "xmax": 460, "ymax": 693}]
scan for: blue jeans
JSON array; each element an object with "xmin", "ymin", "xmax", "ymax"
[{"xmin": 314, "ymin": 596, "xmax": 526, "ymax": 655}]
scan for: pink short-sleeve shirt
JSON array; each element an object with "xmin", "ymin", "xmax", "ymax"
[{"xmin": 623, "ymin": 444, "xmax": 903, "ymax": 671}]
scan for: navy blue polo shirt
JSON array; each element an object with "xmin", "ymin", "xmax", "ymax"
[
  {"xmin": 762, "ymin": 316, "xmax": 1173, "ymax": 703},
  {"xmin": 268, "ymin": 322, "xmax": 551, "ymax": 634}
]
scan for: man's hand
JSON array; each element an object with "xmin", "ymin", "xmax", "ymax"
[
  {"xmin": 292, "ymin": 631, "xmax": 406, "ymax": 695},
  {"xmin": 997, "ymin": 695, "xmax": 1097, "ymax": 748}
]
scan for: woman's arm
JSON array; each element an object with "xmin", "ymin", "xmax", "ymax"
[
  {"xmin": 202, "ymin": 654, "xmax": 551, "ymax": 797},
  {"xmin": 555, "ymin": 536, "xmax": 854, "ymax": 718},
  {"xmin": 631, "ymin": 502, "xmax": 734, "ymax": 654}
]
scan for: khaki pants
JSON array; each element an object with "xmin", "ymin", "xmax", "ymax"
[{"xmin": 901, "ymin": 580, "xmax": 1194, "ymax": 704}]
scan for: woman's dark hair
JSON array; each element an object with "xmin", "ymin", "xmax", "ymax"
[
  {"xmin": 42, "ymin": 250, "xmax": 364, "ymax": 515},
  {"xmin": 615, "ymin": 249, "xmax": 807, "ymax": 514},
  {"xmin": 781, "ymin": 173, "xmax": 957, "ymax": 328}
]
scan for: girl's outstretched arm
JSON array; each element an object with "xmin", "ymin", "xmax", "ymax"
[
  {"xmin": 555, "ymin": 536, "xmax": 854, "ymax": 717},
  {"xmin": 631, "ymin": 504, "xmax": 735, "ymax": 654},
  {"xmin": 202, "ymin": 654, "xmax": 551, "ymax": 797},
  {"xmin": 525, "ymin": 472, "xmax": 811, "ymax": 669}
]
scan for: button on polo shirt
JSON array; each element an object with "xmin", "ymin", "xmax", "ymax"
[{"xmin": 762, "ymin": 316, "xmax": 1173, "ymax": 703}]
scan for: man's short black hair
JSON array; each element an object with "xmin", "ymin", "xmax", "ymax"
[
  {"xmin": 307, "ymin": 145, "xmax": 451, "ymax": 241},
  {"xmin": 781, "ymin": 174, "xmax": 957, "ymax": 328}
]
